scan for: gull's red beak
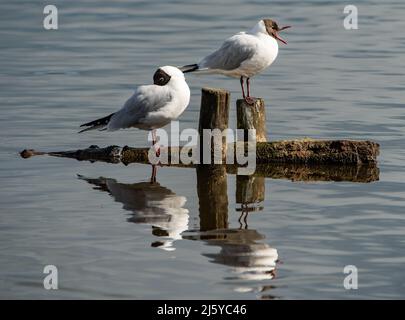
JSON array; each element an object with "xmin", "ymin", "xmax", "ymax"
[
  {"xmin": 279, "ymin": 25, "xmax": 291, "ymax": 31},
  {"xmin": 274, "ymin": 25, "xmax": 291, "ymax": 45}
]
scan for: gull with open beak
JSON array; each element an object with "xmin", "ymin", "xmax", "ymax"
[{"xmin": 180, "ymin": 19, "xmax": 290, "ymax": 104}]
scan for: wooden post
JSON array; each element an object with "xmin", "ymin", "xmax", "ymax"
[
  {"xmin": 199, "ymin": 87, "xmax": 230, "ymax": 163},
  {"xmin": 197, "ymin": 165, "xmax": 228, "ymax": 231},
  {"xmin": 237, "ymin": 98, "xmax": 267, "ymax": 142}
]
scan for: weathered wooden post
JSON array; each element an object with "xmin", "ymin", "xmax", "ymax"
[
  {"xmin": 236, "ymin": 98, "xmax": 267, "ymax": 142},
  {"xmin": 199, "ymin": 87, "xmax": 230, "ymax": 163}
]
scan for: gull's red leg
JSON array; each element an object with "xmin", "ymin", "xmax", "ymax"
[
  {"xmin": 150, "ymin": 165, "xmax": 157, "ymax": 183},
  {"xmin": 240, "ymin": 76, "xmax": 246, "ymax": 99},
  {"xmin": 152, "ymin": 129, "xmax": 156, "ymax": 146},
  {"xmin": 245, "ymin": 77, "xmax": 255, "ymax": 105},
  {"xmin": 150, "ymin": 130, "xmax": 159, "ymax": 183},
  {"xmin": 151, "ymin": 129, "xmax": 160, "ymax": 157}
]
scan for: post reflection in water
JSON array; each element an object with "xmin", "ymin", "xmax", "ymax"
[
  {"xmin": 236, "ymin": 175, "xmax": 265, "ymax": 228},
  {"xmin": 185, "ymin": 165, "xmax": 279, "ymax": 296},
  {"xmin": 78, "ymin": 174, "xmax": 189, "ymax": 251},
  {"xmin": 78, "ymin": 165, "xmax": 278, "ymax": 297}
]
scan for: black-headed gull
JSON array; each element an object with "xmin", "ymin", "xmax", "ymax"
[
  {"xmin": 79, "ymin": 66, "xmax": 190, "ymax": 181},
  {"xmin": 180, "ymin": 19, "xmax": 290, "ymax": 104}
]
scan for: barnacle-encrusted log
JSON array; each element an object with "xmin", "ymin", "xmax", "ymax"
[
  {"xmin": 20, "ymin": 141, "xmax": 380, "ymax": 183},
  {"xmin": 20, "ymin": 139, "xmax": 379, "ymax": 165}
]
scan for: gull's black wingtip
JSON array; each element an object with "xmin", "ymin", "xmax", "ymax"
[
  {"xmin": 78, "ymin": 113, "xmax": 115, "ymax": 133},
  {"xmin": 179, "ymin": 64, "xmax": 199, "ymax": 73}
]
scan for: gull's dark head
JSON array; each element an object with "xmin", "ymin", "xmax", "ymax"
[
  {"xmin": 153, "ymin": 68, "xmax": 171, "ymax": 86},
  {"xmin": 262, "ymin": 19, "xmax": 291, "ymax": 45},
  {"xmin": 153, "ymin": 66, "xmax": 185, "ymax": 86}
]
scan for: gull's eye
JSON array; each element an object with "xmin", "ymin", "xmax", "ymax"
[{"xmin": 159, "ymin": 77, "xmax": 164, "ymax": 82}]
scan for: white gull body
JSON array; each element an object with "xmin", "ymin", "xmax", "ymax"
[
  {"xmin": 198, "ymin": 20, "xmax": 279, "ymax": 78},
  {"xmin": 79, "ymin": 66, "xmax": 190, "ymax": 182},
  {"xmin": 80, "ymin": 66, "xmax": 190, "ymax": 133},
  {"xmin": 180, "ymin": 19, "xmax": 290, "ymax": 102}
]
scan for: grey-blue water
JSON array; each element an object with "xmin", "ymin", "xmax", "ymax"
[{"xmin": 1, "ymin": 0, "xmax": 405, "ymax": 299}]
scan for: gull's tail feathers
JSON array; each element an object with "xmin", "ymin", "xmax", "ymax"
[{"xmin": 78, "ymin": 113, "xmax": 115, "ymax": 133}]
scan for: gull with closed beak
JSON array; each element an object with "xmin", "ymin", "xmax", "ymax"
[{"xmin": 79, "ymin": 66, "xmax": 191, "ymax": 182}]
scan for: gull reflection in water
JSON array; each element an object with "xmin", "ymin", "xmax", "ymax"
[
  {"xmin": 185, "ymin": 228, "xmax": 278, "ymax": 295},
  {"xmin": 78, "ymin": 175, "xmax": 189, "ymax": 251},
  {"xmin": 79, "ymin": 168, "xmax": 278, "ymax": 298}
]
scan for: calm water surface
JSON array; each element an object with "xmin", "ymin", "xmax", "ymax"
[{"xmin": 1, "ymin": 0, "xmax": 405, "ymax": 299}]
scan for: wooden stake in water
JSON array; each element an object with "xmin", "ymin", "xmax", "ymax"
[
  {"xmin": 198, "ymin": 87, "xmax": 230, "ymax": 163},
  {"xmin": 236, "ymin": 98, "xmax": 267, "ymax": 142}
]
